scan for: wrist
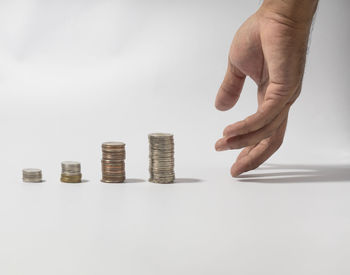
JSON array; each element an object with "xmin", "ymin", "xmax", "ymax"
[{"xmin": 260, "ymin": 0, "xmax": 318, "ymax": 26}]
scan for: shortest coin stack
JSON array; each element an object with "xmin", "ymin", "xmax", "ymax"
[
  {"xmin": 101, "ymin": 142, "xmax": 126, "ymax": 183},
  {"xmin": 22, "ymin": 168, "xmax": 42, "ymax": 182},
  {"xmin": 61, "ymin": 161, "xmax": 82, "ymax": 183}
]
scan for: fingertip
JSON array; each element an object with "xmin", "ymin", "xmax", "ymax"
[
  {"xmin": 215, "ymin": 98, "xmax": 233, "ymax": 111},
  {"xmin": 231, "ymin": 165, "xmax": 243, "ymax": 177},
  {"xmin": 231, "ymin": 158, "xmax": 249, "ymax": 177},
  {"xmin": 215, "ymin": 138, "xmax": 227, "ymax": 151},
  {"xmin": 215, "ymin": 87, "xmax": 239, "ymax": 111},
  {"xmin": 223, "ymin": 126, "xmax": 230, "ymax": 137},
  {"xmin": 223, "ymin": 125, "xmax": 236, "ymax": 137}
]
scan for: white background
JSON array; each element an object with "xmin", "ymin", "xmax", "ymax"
[{"xmin": 0, "ymin": 0, "xmax": 349, "ymax": 274}]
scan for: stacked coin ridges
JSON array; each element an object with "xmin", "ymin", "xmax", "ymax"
[
  {"xmin": 101, "ymin": 142, "xmax": 126, "ymax": 183},
  {"xmin": 61, "ymin": 161, "xmax": 82, "ymax": 183},
  {"xmin": 149, "ymin": 133, "xmax": 175, "ymax": 183},
  {"xmin": 22, "ymin": 168, "xmax": 42, "ymax": 182}
]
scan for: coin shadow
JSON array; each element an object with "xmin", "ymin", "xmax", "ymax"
[
  {"xmin": 81, "ymin": 179, "xmax": 89, "ymax": 183},
  {"xmin": 22, "ymin": 180, "xmax": 46, "ymax": 183},
  {"xmin": 236, "ymin": 163, "xmax": 350, "ymax": 184},
  {"xmin": 174, "ymin": 178, "xmax": 203, "ymax": 184},
  {"xmin": 125, "ymin": 178, "xmax": 146, "ymax": 183}
]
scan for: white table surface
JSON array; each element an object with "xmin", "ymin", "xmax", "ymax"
[{"xmin": 1, "ymin": 160, "xmax": 349, "ymax": 275}]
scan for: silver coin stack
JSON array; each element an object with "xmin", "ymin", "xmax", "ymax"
[
  {"xmin": 61, "ymin": 161, "xmax": 82, "ymax": 183},
  {"xmin": 148, "ymin": 133, "xmax": 175, "ymax": 183},
  {"xmin": 22, "ymin": 168, "xmax": 42, "ymax": 182}
]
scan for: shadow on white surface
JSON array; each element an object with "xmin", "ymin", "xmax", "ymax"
[
  {"xmin": 237, "ymin": 164, "xmax": 350, "ymax": 184},
  {"xmin": 124, "ymin": 178, "xmax": 146, "ymax": 183},
  {"xmin": 22, "ymin": 180, "xmax": 46, "ymax": 183},
  {"xmin": 174, "ymin": 178, "xmax": 203, "ymax": 184}
]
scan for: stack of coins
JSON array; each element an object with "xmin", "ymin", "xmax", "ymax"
[
  {"xmin": 148, "ymin": 133, "xmax": 175, "ymax": 183},
  {"xmin": 101, "ymin": 142, "xmax": 126, "ymax": 183},
  {"xmin": 22, "ymin": 168, "xmax": 42, "ymax": 182},
  {"xmin": 61, "ymin": 161, "xmax": 82, "ymax": 183}
]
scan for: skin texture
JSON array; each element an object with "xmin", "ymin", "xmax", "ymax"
[{"xmin": 215, "ymin": 2, "xmax": 317, "ymax": 177}]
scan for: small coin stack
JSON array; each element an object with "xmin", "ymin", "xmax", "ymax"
[
  {"xmin": 22, "ymin": 168, "xmax": 42, "ymax": 182},
  {"xmin": 101, "ymin": 142, "xmax": 126, "ymax": 183},
  {"xmin": 61, "ymin": 161, "xmax": 82, "ymax": 183},
  {"xmin": 149, "ymin": 133, "xmax": 175, "ymax": 183}
]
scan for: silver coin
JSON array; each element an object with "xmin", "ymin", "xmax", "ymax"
[
  {"xmin": 23, "ymin": 168, "xmax": 41, "ymax": 174},
  {"xmin": 148, "ymin": 133, "xmax": 173, "ymax": 138},
  {"xmin": 61, "ymin": 161, "xmax": 81, "ymax": 172},
  {"xmin": 102, "ymin": 141, "xmax": 125, "ymax": 146},
  {"xmin": 61, "ymin": 161, "xmax": 80, "ymax": 167}
]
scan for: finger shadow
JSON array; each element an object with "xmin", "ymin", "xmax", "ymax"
[{"xmin": 237, "ymin": 163, "xmax": 350, "ymax": 184}]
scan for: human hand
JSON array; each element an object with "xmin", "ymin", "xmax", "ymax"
[{"xmin": 215, "ymin": 0, "xmax": 318, "ymax": 177}]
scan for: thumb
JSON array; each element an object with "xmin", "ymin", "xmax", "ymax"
[{"xmin": 215, "ymin": 63, "xmax": 246, "ymax": 111}]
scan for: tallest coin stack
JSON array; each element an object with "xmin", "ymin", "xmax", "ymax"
[{"xmin": 148, "ymin": 133, "xmax": 175, "ymax": 183}]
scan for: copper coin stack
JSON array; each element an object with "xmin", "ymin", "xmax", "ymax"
[
  {"xmin": 148, "ymin": 133, "xmax": 175, "ymax": 184},
  {"xmin": 60, "ymin": 161, "xmax": 82, "ymax": 183},
  {"xmin": 101, "ymin": 142, "xmax": 126, "ymax": 183}
]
